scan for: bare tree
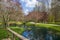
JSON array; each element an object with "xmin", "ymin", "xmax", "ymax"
[
  {"xmin": 0, "ymin": 0, "xmax": 24, "ymax": 28},
  {"xmin": 48, "ymin": 0, "xmax": 60, "ymax": 23}
]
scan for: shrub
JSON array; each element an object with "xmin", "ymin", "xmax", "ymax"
[{"xmin": 8, "ymin": 21, "xmax": 16, "ymax": 26}]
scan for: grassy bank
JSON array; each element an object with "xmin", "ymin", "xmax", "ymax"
[
  {"xmin": 0, "ymin": 28, "xmax": 8, "ymax": 40},
  {"xmin": 0, "ymin": 22, "xmax": 60, "ymax": 40},
  {"xmin": 10, "ymin": 27, "xmax": 25, "ymax": 35}
]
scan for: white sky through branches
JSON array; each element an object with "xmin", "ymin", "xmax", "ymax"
[{"xmin": 19, "ymin": 0, "xmax": 51, "ymax": 15}]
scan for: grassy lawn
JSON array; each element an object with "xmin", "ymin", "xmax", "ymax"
[
  {"xmin": 0, "ymin": 28, "xmax": 8, "ymax": 40},
  {"xmin": 0, "ymin": 27, "xmax": 25, "ymax": 40},
  {"xmin": 9, "ymin": 27, "xmax": 25, "ymax": 40},
  {"xmin": 10, "ymin": 27, "xmax": 25, "ymax": 35}
]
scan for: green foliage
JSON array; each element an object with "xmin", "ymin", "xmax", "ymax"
[{"xmin": 8, "ymin": 21, "xmax": 23, "ymax": 27}]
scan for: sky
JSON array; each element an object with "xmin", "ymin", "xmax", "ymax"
[
  {"xmin": 19, "ymin": 0, "xmax": 37, "ymax": 15},
  {"xmin": 19, "ymin": 0, "xmax": 51, "ymax": 15}
]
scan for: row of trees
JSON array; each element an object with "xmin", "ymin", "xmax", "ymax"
[
  {"xmin": 0, "ymin": 0, "xmax": 24, "ymax": 28},
  {"xmin": 32, "ymin": 0, "xmax": 60, "ymax": 24},
  {"xmin": 0, "ymin": 0, "xmax": 60, "ymax": 27},
  {"xmin": 48, "ymin": 0, "xmax": 60, "ymax": 24}
]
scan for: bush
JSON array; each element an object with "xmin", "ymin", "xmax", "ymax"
[
  {"xmin": 8, "ymin": 21, "xmax": 23, "ymax": 27},
  {"xmin": 8, "ymin": 21, "xmax": 16, "ymax": 26}
]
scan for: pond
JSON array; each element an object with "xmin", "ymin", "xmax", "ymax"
[
  {"xmin": 22, "ymin": 27, "xmax": 60, "ymax": 40},
  {"xmin": 10, "ymin": 25, "xmax": 60, "ymax": 40}
]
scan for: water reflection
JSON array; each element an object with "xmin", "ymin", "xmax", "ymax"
[{"xmin": 22, "ymin": 26, "xmax": 60, "ymax": 40}]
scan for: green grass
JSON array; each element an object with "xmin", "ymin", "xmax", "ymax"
[
  {"xmin": 10, "ymin": 27, "xmax": 25, "ymax": 35},
  {"xmin": 10, "ymin": 27, "xmax": 25, "ymax": 40},
  {"xmin": 35, "ymin": 23, "xmax": 60, "ymax": 32},
  {"xmin": 26, "ymin": 22, "xmax": 60, "ymax": 31},
  {"xmin": 0, "ymin": 26, "xmax": 25, "ymax": 40},
  {"xmin": 0, "ymin": 28, "xmax": 8, "ymax": 40}
]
